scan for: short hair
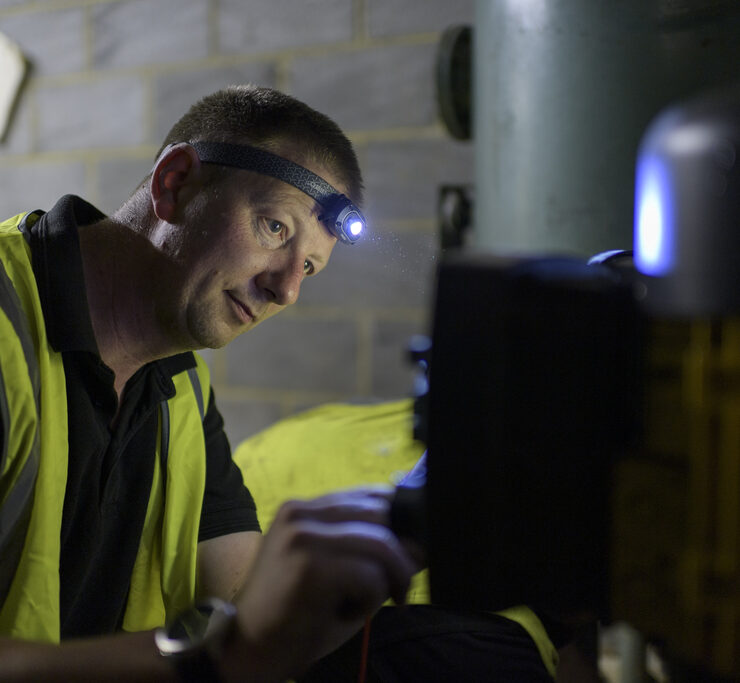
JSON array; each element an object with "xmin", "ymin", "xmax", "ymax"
[{"xmin": 158, "ymin": 84, "xmax": 363, "ymax": 206}]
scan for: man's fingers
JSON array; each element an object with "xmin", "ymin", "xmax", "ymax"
[
  {"xmin": 230, "ymin": 490, "xmax": 419, "ymax": 678},
  {"xmin": 274, "ymin": 486, "xmax": 395, "ymax": 527},
  {"xmin": 288, "ymin": 518, "xmax": 415, "ymax": 606}
]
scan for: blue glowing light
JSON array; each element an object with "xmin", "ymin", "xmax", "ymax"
[
  {"xmin": 634, "ymin": 154, "xmax": 675, "ymax": 276},
  {"xmin": 349, "ymin": 219, "xmax": 363, "ymax": 236}
]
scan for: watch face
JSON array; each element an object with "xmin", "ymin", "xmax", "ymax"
[
  {"xmin": 155, "ymin": 598, "xmax": 237, "ymax": 657},
  {"xmin": 170, "ymin": 605, "xmax": 212, "ymax": 641}
]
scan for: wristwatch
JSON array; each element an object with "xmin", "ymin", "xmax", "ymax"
[{"xmin": 154, "ymin": 598, "xmax": 237, "ymax": 683}]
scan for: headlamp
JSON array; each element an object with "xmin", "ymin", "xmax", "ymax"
[
  {"xmin": 190, "ymin": 141, "xmax": 365, "ymax": 244},
  {"xmin": 318, "ymin": 194, "xmax": 365, "ymax": 245}
]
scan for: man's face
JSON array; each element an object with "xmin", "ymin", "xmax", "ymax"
[{"xmin": 152, "ymin": 165, "xmax": 339, "ymax": 350}]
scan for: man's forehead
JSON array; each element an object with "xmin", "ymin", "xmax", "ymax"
[
  {"xmin": 193, "ymin": 140, "xmax": 363, "ymax": 245},
  {"xmin": 245, "ymin": 176, "xmax": 324, "ymax": 217},
  {"xmin": 265, "ymin": 145, "xmax": 348, "ymax": 197}
]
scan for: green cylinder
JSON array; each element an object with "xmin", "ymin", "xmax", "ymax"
[{"xmin": 473, "ymin": 0, "xmax": 740, "ymax": 256}]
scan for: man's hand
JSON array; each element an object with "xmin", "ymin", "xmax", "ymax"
[{"xmin": 221, "ymin": 487, "xmax": 417, "ymax": 682}]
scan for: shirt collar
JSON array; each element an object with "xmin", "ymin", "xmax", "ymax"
[{"xmin": 28, "ymin": 194, "xmax": 195, "ymax": 376}]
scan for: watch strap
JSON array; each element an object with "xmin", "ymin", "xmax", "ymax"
[{"xmin": 155, "ymin": 599, "xmax": 236, "ymax": 683}]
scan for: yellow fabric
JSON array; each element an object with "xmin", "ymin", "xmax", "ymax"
[
  {"xmin": 497, "ymin": 606, "xmax": 559, "ymax": 679},
  {"xmin": 235, "ymin": 399, "xmax": 425, "ymax": 522},
  {"xmin": 160, "ymin": 356, "xmax": 211, "ymax": 624},
  {"xmin": 0, "ymin": 307, "xmax": 37, "ymax": 496},
  {"xmin": 234, "ymin": 399, "xmax": 558, "ymax": 678},
  {"xmin": 123, "ymin": 355, "xmax": 210, "ymax": 631},
  {"xmin": 0, "ymin": 212, "xmax": 209, "ymax": 639},
  {"xmin": 0, "ymin": 214, "xmax": 68, "ymax": 642}
]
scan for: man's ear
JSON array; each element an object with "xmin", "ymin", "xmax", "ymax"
[{"xmin": 150, "ymin": 143, "xmax": 203, "ymax": 223}]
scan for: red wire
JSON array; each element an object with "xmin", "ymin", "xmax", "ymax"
[{"xmin": 357, "ymin": 616, "xmax": 372, "ymax": 683}]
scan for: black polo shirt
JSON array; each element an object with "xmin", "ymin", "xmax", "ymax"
[{"xmin": 19, "ymin": 195, "xmax": 260, "ymax": 638}]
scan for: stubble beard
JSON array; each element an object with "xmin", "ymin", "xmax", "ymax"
[
  {"xmin": 152, "ymin": 284, "xmax": 232, "ymax": 352},
  {"xmin": 184, "ymin": 294, "xmax": 238, "ymax": 350}
]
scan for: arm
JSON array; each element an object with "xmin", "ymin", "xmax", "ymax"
[
  {"xmin": 0, "ymin": 487, "xmax": 414, "ymax": 683},
  {"xmin": 197, "ymin": 530, "xmax": 262, "ymax": 601},
  {"xmin": 197, "ymin": 388, "xmax": 263, "ymax": 600},
  {"xmin": 0, "ymin": 632, "xmax": 176, "ymax": 683}
]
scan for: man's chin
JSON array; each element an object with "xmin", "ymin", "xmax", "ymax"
[
  {"xmin": 185, "ymin": 321, "xmax": 235, "ymax": 351},
  {"xmin": 193, "ymin": 321, "xmax": 260, "ymax": 350},
  {"xmin": 198, "ymin": 331, "xmax": 237, "ymax": 350}
]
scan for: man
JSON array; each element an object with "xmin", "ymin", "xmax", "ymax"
[{"xmin": 0, "ymin": 85, "xmax": 416, "ymax": 681}]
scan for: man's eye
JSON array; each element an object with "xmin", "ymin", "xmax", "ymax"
[
  {"xmin": 303, "ymin": 259, "xmax": 315, "ymax": 276},
  {"xmin": 266, "ymin": 219, "xmax": 285, "ymax": 235}
]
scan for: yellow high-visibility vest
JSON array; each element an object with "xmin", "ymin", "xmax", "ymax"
[{"xmin": 0, "ymin": 211, "xmax": 209, "ymax": 641}]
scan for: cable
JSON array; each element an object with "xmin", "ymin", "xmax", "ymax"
[{"xmin": 357, "ymin": 616, "xmax": 372, "ymax": 683}]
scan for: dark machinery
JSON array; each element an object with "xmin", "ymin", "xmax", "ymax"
[{"xmin": 401, "ymin": 85, "xmax": 740, "ymax": 681}]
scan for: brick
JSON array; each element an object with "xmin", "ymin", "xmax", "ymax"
[
  {"xmin": 189, "ymin": 349, "xmax": 284, "ymax": 447},
  {"xmin": 0, "ymin": 162, "xmax": 86, "ymax": 220},
  {"xmin": 36, "ymin": 77, "xmax": 146, "ymax": 151},
  {"xmin": 0, "ymin": 8, "xmax": 85, "ymax": 76},
  {"xmin": 153, "ymin": 64, "xmax": 277, "ymax": 142},
  {"xmin": 364, "ymin": 138, "xmax": 473, "ymax": 221},
  {"xmin": 0, "ymin": 87, "xmax": 32, "ymax": 155},
  {"xmin": 371, "ymin": 319, "xmax": 428, "ymax": 398},
  {"xmin": 93, "ymin": 156, "xmax": 154, "ymax": 215},
  {"xmin": 289, "ymin": 43, "xmax": 437, "ymax": 131},
  {"xmin": 225, "ymin": 316, "xmax": 357, "ymax": 393},
  {"xmin": 367, "ymin": 0, "xmax": 474, "ymax": 37},
  {"xmin": 218, "ymin": 0, "xmax": 352, "ymax": 55},
  {"xmin": 92, "ymin": 0, "xmax": 209, "ymax": 69},
  {"xmin": 215, "ymin": 396, "xmax": 283, "ymax": 448},
  {"xmin": 298, "ymin": 229, "xmax": 438, "ymax": 309}
]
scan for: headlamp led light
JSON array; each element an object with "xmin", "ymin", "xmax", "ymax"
[
  {"xmin": 320, "ymin": 194, "xmax": 365, "ymax": 244},
  {"xmin": 190, "ymin": 141, "xmax": 365, "ymax": 244}
]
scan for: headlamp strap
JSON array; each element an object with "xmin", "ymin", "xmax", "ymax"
[{"xmin": 191, "ymin": 141, "xmax": 339, "ymax": 208}]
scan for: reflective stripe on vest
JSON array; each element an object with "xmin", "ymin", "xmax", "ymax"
[
  {"xmin": 0, "ymin": 212, "xmax": 211, "ymax": 640},
  {"xmin": 0, "ymin": 213, "xmax": 68, "ymax": 642},
  {"xmin": 0, "ymin": 258, "xmax": 41, "ymax": 611},
  {"xmin": 158, "ymin": 366, "xmax": 205, "ymax": 499}
]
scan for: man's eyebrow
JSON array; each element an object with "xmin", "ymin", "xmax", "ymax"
[{"xmin": 308, "ymin": 251, "xmax": 328, "ymax": 268}]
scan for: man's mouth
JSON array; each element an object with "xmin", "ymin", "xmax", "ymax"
[{"xmin": 226, "ymin": 291, "xmax": 255, "ymax": 324}]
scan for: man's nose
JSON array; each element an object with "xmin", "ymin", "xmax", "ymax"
[{"xmin": 260, "ymin": 254, "xmax": 304, "ymax": 306}]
